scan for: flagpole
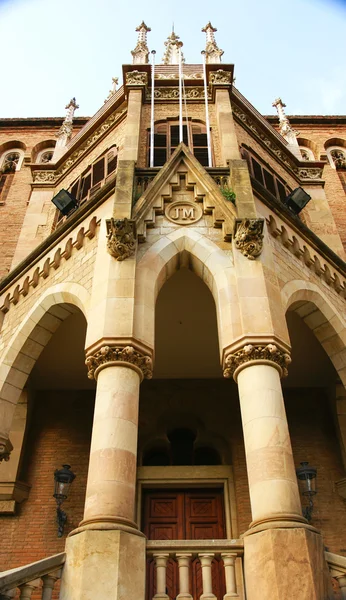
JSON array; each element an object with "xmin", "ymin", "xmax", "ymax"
[
  {"xmin": 179, "ymin": 48, "xmax": 183, "ymax": 143},
  {"xmin": 202, "ymin": 50, "xmax": 212, "ymax": 167},
  {"xmin": 150, "ymin": 50, "xmax": 156, "ymax": 168}
]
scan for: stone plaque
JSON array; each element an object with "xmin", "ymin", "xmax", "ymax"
[{"xmin": 165, "ymin": 201, "xmax": 203, "ymax": 225}]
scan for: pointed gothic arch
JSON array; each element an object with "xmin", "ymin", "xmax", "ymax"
[{"xmin": 134, "ymin": 229, "xmax": 240, "ymax": 359}]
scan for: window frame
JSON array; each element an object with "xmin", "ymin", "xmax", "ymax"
[
  {"xmin": 147, "ymin": 119, "xmax": 212, "ymax": 167},
  {"xmin": 241, "ymin": 146, "xmax": 292, "ymax": 203}
]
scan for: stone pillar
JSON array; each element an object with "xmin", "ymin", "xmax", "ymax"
[
  {"xmin": 60, "ymin": 346, "xmax": 152, "ymax": 600},
  {"xmin": 214, "ymin": 88, "xmax": 240, "ymax": 164},
  {"xmin": 221, "ymin": 553, "xmax": 238, "ymax": 599},
  {"xmin": 336, "ymin": 575, "xmax": 346, "ymax": 600},
  {"xmin": 199, "ymin": 554, "xmax": 216, "ymax": 600},
  {"xmin": 223, "ymin": 345, "xmax": 330, "ymax": 600},
  {"xmin": 176, "ymin": 553, "xmax": 193, "ymax": 600},
  {"xmin": 153, "ymin": 553, "xmax": 170, "ymax": 600}
]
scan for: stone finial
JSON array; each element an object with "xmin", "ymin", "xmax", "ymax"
[
  {"xmin": 272, "ymin": 97, "xmax": 301, "ymax": 158},
  {"xmin": 53, "ymin": 97, "xmax": 79, "ymax": 161},
  {"xmin": 162, "ymin": 30, "xmax": 184, "ymax": 65},
  {"xmin": 131, "ymin": 21, "xmax": 151, "ymax": 64},
  {"xmin": 104, "ymin": 77, "xmax": 119, "ymax": 103},
  {"xmin": 202, "ymin": 22, "xmax": 224, "ymax": 63}
]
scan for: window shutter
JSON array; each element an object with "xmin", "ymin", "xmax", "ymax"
[
  {"xmin": 80, "ymin": 173, "xmax": 92, "ymax": 201},
  {"xmin": 70, "ymin": 180, "xmax": 80, "ymax": 200},
  {"xmin": 277, "ymin": 180, "xmax": 287, "ymax": 202},
  {"xmin": 263, "ymin": 170, "xmax": 276, "ymax": 196},
  {"xmin": 107, "ymin": 150, "xmax": 118, "ymax": 175},
  {"xmin": 92, "ymin": 158, "xmax": 105, "ymax": 186},
  {"xmin": 194, "ymin": 147, "xmax": 209, "ymax": 167},
  {"xmin": 154, "ymin": 148, "xmax": 167, "ymax": 166},
  {"xmin": 252, "ymin": 158, "xmax": 264, "ymax": 185}
]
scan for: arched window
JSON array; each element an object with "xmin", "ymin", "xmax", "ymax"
[
  {"xmin": 148, "ymin": 120, "xmax": 210, "ymax": 167},
  {"xmin": 300, "ymin": 147, "xmax": 315, "ymax": 161},
  {"xmin": 37, "ymin": 149, "xmax": 55, "ymax": 164},
  {"xmin": 330, "ymin": 148, "xmax": 346, "ymax": 170},
  {"xmin": 0, "ymin": 149, "xmax": 24, "ymax": 173}
]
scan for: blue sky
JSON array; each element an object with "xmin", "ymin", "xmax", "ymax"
[{"xmin": 0, "ymin": 0, "xmax": 345, "ymax": 118}]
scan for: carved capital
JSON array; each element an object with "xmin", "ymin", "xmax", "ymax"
[
  {"xmin": 234, "ymin": 218, "xmax": 264, "ymax": 260},
  {"xmin": 223, "ymin": 344, "xmax": 291, "ymax": 380},
  {"xmin": 106, "ymin": 218, "xmax": 136, "ymax": 261},
  {"xmin": 209, "ymin": 69, "xmax": 233, "ymax": 85},
  {"xmin": 0, "ymin": 436, "xmax": 13, "ymax": 461},
  {"xmin": 85, "ymin": 345, "xmax": 153, "ymax": 381},
  {"xmin": 125, "ymin": 70, "xmax": 148, "ymax": 86}
]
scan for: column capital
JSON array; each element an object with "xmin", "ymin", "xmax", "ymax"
[
  {"xmin": 85, "ymin": 344, "xmax": 153, "ymax": 381},
  {"xmin": 223, "ymin": 343, "xmax": 291, "ymax": 381}
]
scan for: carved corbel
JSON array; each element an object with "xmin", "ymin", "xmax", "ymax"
[
  {"xmin": 85, "ymin": 345, "xmax": 153, "ymax": 381},
  {"xmin": 106, "ymin": 218, "xmax": 137, "ymax": 261},
  {"xmin": 0, "ymin": 436, "xmax": 13, "ymax": 462},
  {"xmin": 223, "ymin": 343, "xmax": 292, "ymax": 380},
  {"xmin": 234, "ymin": 218, "xmax": 264, "ymax": 260}
]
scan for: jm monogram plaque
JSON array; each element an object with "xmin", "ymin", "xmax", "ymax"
[{"xmin": 165, "ymin": 200, "xmax": 203, "ymax": 225}]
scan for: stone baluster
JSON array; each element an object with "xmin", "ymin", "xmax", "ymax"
[
  {"xmin": 221, "ymin": 553, "xmax": 239, "ymax": 598},
  {"xmin": 41, "ymin": 569, "xmax": 62, "ymax": 600},
  {"xmin": 1, "ymin": 589, "xmax": 17, "ymax": 600},
  {"xmin": 198, "ymin": 554, "xmax": 216, "ymax": 600},
  {"xmin": 18, "ymin": 579, "xmax": 41, "ymax": 599},
  {"xmin": 176, "ymin": 553, "xmax": 193, "ymax": 600},
  {"xmin": 336, "ymin": 575, "xmax": 346, "ymax": 600},
  {"xmin": 153, "ymin": 553, "xmax": 169, "ymax": 600}
]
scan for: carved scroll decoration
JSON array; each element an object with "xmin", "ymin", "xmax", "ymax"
[
  {"xmin": 106, "ymin": 218, "xmax": 136, "ymax": 261},
  {"xmin": 146, "ymin": 87, "xmax": 211, "ymax": 101},
  {"xmin": 209, "ymin": 70, "xmax": 233, "ymax": 85},
  {"xmin": 234, "ymin": 218, "xmax": 264, "ymax": 260},
  {"xmin": 125, "ymin": 71, "xmax": 148, "ymax": 86},
  {"xmin": 223, "ymin": 344, "xmax": 292, "ymax": 379},
  {"xmin": 85, "ymin": 345, "xmax": 153, "ymax": 380}
]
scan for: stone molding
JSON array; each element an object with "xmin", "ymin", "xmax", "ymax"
[
  {"xmin": 125, "ymin": 71, "xmax": 148, "ymax": 86},
  {"xmin": 85, "ymin": 345, "xmax": 153, "ymax": 381},
  {"xmin": 234, "ymin": 218, "xmax": 264, "ymax": 260},
  {"xmin": 0, "ymin": 216, "xmax": 99, "ymax": 315},
  {"xmin": 31, "ymin": 109, "xmax": 126, "ymax": 185},
  {"xmin": 267, "ymin": 214, "xmax": 346, "ymax": 299},
  {"xmin": 223, "ymin": 343, "xmax": 292, "ymax": 380},
  {"xmin": 232, "ymin": 103, "xmax": 324, "ymax": 182},
  {"xmin": 146, "ymin": 87, "xmax": 211, "ymax": 101},
  {"xmin": 0, "ymin": 436, "xmax": 13, "ymax": 462},
  {"xmin": 106, "ymin": 218, "xmax": 137, "ymax": 260}
]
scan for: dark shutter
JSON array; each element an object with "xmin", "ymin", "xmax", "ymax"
[
  {"xmin": 194, "ymin": 147, "xmax": 209, "ymax": 167},
  {"xmin": 277, "ymin": 180, "xmax": 287, "ymax": 202},
  {"xmin": 263, "ymin": 170, "xmax": 276, "ymax": 196},
  {"xmin": 80, "ymin": 173, "xmax": 92, "ymax": 201},
  {"xmin": 154, "ymin": 148, "xmax": 167, "ymax": 166},
  {"xmin": 107, "ymin": 150, "xmax": 118, "ymax": 175},
  {"xmin": 252, "ymin": 158, "xmax": 264, "ymax": 185},
  {"xmin": 92, "ymin": 158, "xmax": 105, "ymax": 186},
  {"xmin": 70, "ymin": 180, "xmax": 80, "ymax": 201}
]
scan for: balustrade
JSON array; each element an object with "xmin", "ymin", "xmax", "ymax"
[
  {"xmin": 0, "ymin": 554, "xmax": 64, "ymax": 600},
  {"xmin": 147, "ymin": 540, "xmax": 243, "ymax": 600}
]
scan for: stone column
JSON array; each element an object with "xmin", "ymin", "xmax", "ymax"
[
  {"xmin": 153, "ymin": 553, "xmax": 170, "ymax": 600},
  {"xmin": 223, "ymin": 344, "xmax": 328, "ymax": 600},
  {"xmin": 221, "ymin": 553, "xmax": 238, "ymax": 599},
  {"xmin": 60, "ymin": 345, "xmax": 152, "ymax": 600},
  {"xmin": 336, "ymin": 576, "xmax": 346, "ymax": 600},
  {"xmin": 41, "ymin": 570, "xmax": 61, "ymax": 600},
  {"xmin": 214, "ymin": 88, "xmax": 240, "ymax": 164},
  {"xmin": 176, "ymin": 553, "xmax": 193, "ymax": 600},
  {"xmin": 199, "ymin": 554, "xmax": 216, "ymax": 600}
]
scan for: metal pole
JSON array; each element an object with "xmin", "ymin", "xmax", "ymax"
[
  {"xmin": 179, "ymin": 48, "xmax": 183, "ymax": 143},
  {"xmin": 202, "ymin": 51, "xmax": 212, "ymax": 167},
  {"xmin": 150, "ymin": 50, "xmax": 156, "ymax": 168}
]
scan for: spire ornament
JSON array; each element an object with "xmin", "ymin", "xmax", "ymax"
[
  {"xmin": 202, "ymin": 22, "xmax": 223, "ymax": 63},
  {"xmin": 162, "ymin": 30, "xmax": 184, "ymax": 65},
  {"xmin": 53, "ymin": 97, "xmax": 79, "ymax": 161},
  {"xmin": 104, "ymin": 77, "xmax": 119, "ymax": 103},
  {"xmin": 132, "ymin": 21, "xmax": 151, "ymax": 64},
  {"xmin": 272, "ymin": 97, "xmax": 301, "ymax": 159}
]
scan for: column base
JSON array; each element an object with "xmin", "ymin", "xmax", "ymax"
[
  {"xmin": 223, "ymin": 594, "xmax": 239, "ymax": 599},
  {"xmin": 243, "ymin": 525, "xmax": 334, "ymax": 600},
  {"xmin": 59, "ymin": 528, "xmax": 146, "ymax": 600},
  {"xmin": 177, "ymin": 594, "xmax": 193, "ymax": 600}
]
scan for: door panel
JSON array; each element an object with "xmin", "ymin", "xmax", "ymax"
[{"xmin": 143, "ymin": 489, "xmax": 226, "ymax": 600}]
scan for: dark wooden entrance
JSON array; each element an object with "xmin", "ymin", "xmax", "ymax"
[{"xmin": 143, "ymin": 489, "xmax": 226, "ymax": 600}]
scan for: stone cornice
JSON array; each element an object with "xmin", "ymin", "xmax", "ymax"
[
  {"xmin": 85, "ymin": 345, "xmax": 153, "ymax": 381},
  {"xmin": 231, "ymin": 88, "xmax": 325, "ymax": 185},
  {"xmin": 265, "ymin": 115, "xmax": 346, "ymax": 126},
  {"xmin": 223, "ymin": 343, "xmax": 292, "ymax": 381}
]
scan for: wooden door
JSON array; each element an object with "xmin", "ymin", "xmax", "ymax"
[{"xmin": 143, "ymin": 489, "xmax": 226, "ymax": 600}]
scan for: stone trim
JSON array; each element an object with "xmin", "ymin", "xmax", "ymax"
[
  {"xmin": 223, "ymin": 343, "xmax": 292, "ymax": 380},
  {"xmin": 106, "ymin": 218, "xmax": 136, "ymax": 260},
  {"xmin": 146, "ymin": 87, "xmax": 211, "ymax": 101},
  {"xmin": 234, "ymin": 218, "xmax": 264, "ymax": 260},
  {"xmin": 31, "ymin": 109, "xmax": 126, "ymax": 185},
  {"xmin": 85, "ymin": 345, "xmax": 153, "ymax": 381},
  {"xmin": 0, "ymin": 216, "xmax": 99, "ymax": 314},
  {"xmin": 267, "ymin": 214, "xmax": 346, "ymax": 299}
]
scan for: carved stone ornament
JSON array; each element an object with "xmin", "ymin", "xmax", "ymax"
[
  {"xmin": 85, "ymin": 345, "xmax": 153, "ymax": 380},
  {"xmin": 0, "ymin": 436, "xmax": 13, "ymax": 462},
  {"xmin": 165, "ymin": 201, "xmax": 203, "ymax": 225},
  {"xmin": 223, "ymin": 344, "xmax": 292, "ymax": 379},
  {"xmin": 234, "ymin": 218, "xmax": 264, "ymax": 260},
  {"xmin": 156, "ymin": 73, "xmax": 203, "ymax": 80},
  {"xmin": 125, "ymin": 71, "xmax": 148, "ymax": 86},
  {"xmin": 147, "ymin": 87, "xmax": 211, "ymax": 101},
  {"xmin": 106, "ymin": 218, "xmax": 137, "ymax": 261},
  {"xmin": 209, "ymin": 70, "xmax": 233, "ymax": 85}
]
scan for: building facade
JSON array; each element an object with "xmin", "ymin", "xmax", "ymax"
[{"xmin": 0, "ymin": 22, "xmax": 346, "ymax": 600}]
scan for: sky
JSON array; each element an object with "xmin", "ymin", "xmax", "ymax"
[{"xmin": 0, "ymin": 0, "xmax": 345, "ymax": 119}]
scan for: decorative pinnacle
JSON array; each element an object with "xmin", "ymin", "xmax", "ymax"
[
  {"xmin": 202, "ymin": 22, "xmax": 223, "ymax": 63},
  {"xmin": 132, "ymin": 21, "xmax": 151, "ymax": 64},
  {"xmin": 272, "ymin": 97, "xmax": 300, "ymax": 149},
  {"xmin": 104, "ymin": 77, "xmax": 119, "ymax": 103},
  {"xmin": 162, "ymin": 30, "xmax": 184, "ymax": 65},
  {"xmin": 64, "ymin": 98, "xmax": 79, "ymax": 123}
]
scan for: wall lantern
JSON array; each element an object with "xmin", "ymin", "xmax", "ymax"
[
  {"xmin": 53, "ymin": 464, "xmax": 76, "ymax": 537},
  {"xmin": 296, "ymin": 461, "xmax": 317, "ymax": 522},
  {"xmin": 51, "ymin": 189, "xmax": 78, "ymax": 216},
  {"xmin": 284, "ymin": 187, "xmax": 311, "ymax": 215}
]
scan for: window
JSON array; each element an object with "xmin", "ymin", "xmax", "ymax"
[
  {"xmin": 148, "ymin": 120, "xmax": 210, "ymax": 167},
  {"xmin": 299, "ymin": 147, "xmax": 315, "ymax": 161},
  {"xmin": 68, "ymin": 147, "xmax": 118, "ymax": 206},
  {"xmin": 330, "ymin": 148, "xmax": 346, "ymax": 170},
  {"xmin": 0, "ymin": 151, "xmax": 22, "ymax": 173},
  {"xmin": 241, "ymin": 147, "xmax": 291, "ymax": 203},
  {"xmin": 37, "ymin": 149, "xmax": 55, "ymax": 164}
]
